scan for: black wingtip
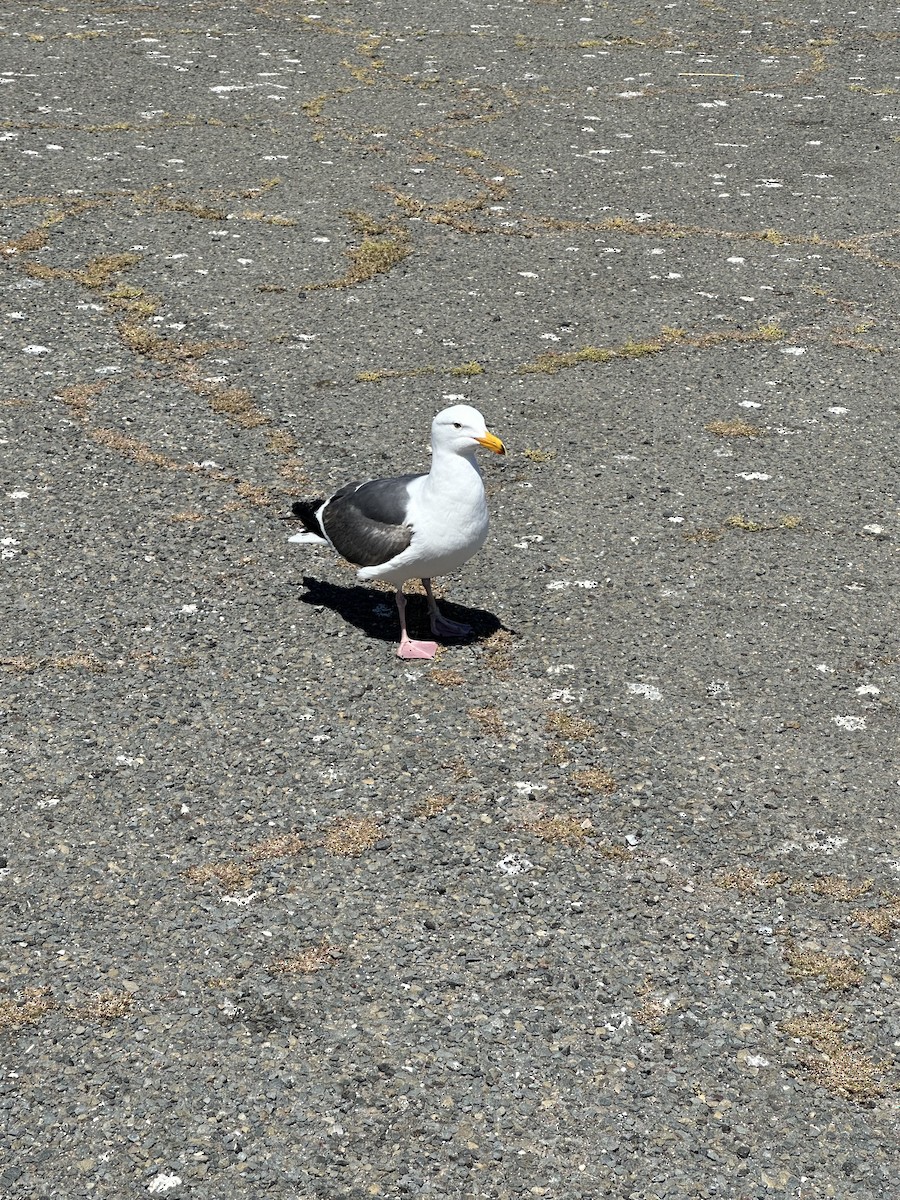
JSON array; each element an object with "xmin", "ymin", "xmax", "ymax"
[{"xmin": 291, "ymin": 498, "xmax": 327, "ymax": 538}]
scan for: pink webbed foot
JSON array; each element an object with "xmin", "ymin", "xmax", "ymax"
[
  {"xmin": 430, "ymin": 613, "xmax": 473, "ymax": 640},
  {"xmin": 397, "ymin": 638, "xmax": 439, "ymax": 660}
]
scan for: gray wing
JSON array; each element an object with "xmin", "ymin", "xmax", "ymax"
[{"xmin": 322, "ymin": 474, "xmax": 422, "ymax": 567}]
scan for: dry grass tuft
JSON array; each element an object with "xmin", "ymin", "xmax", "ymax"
[
  {"xmin": 413, "ymin": 793, "xmax": 455, "ymax": 819},
  {"xmin": 269, "ymin": 940, "xmax": 341, "ymax": 975},
  {"xmin": 234, "ymin": 481, "xmax": 274, "ymax": 507},
  {"xmin": 103, "ymin": 284, "xmax": 160, "ymax": 319},
  {"xmin": 266, "ymin": 429, "xmax": 297, "ymax": 456},
  {"xmin": 246, "ymin": 833, "xmax": 306, "ymax": 863},
  {"xmin": 169, "ymin": 511, "xmax": 205, "ymax": 523},
  {"xmin": 518, "ymin": 322, "xmax": 788, "ymax": 375},
  {"xmin": 184, "ymin": 862, "xmax": 257, "ymax": 891},
  {"xmin": 2, "ymin": 652, "xmax": 107, "ymax": 674},
  {"xmin": 311, "ymin": 224, "xmax": 411, "ymax": 290},
  {"xmin": 119, "ymin": 323, "xmax": 228, "ymax": 365},
  {"xmin": 74, "ymin": 253, "xmax": 141, "ymax": 289},
  {"xmin": 53, "ymin": 652, "xmax": 106, "ymax": 672},
  {"xmin": 157, "ymin": 196, "xmax": 225, "ymax": 220},
  {"xmin": 546, "ymin": 710, "xmax": 595, "ymax": 740},
  {"xmin": 634, "ymin": 997, "xmax": 670, "ymax": 1031},
  {"xmin": 781, "ymin": 1015, "xmax": 887, "ymax": 1099},
  {"xmin": 597, "ymin": 842, "xmax": 635, "ymax": 863},
  {"xmin": 1, "ymin": 227, "xmax": 50, "ymax": 254},
  {"xmin": 523, "ymin": 447, "xmax": 557, "ymax": 463},
  {"xmin": 78, "ymin": 990, "xmax": 133, "ymax": 1021},
  {"xmin": 345, "ymin": 210, "xmax": 392, "ymax": 236},
  {"xmin": 724, "ymin": 514, "xmax": 765, "ymax": 532},
  {"xmin": 705, "ymin": 418, "xmax": 766, "ymax": 438},
  {"xmin": 571, "ymin": 767, "xmax": 618, "ymax": 795},
  {"xmin": 523, "ymin": 814, "xmax": 594, "ymax": 849},
  {"xmin": 545, "ymin": 741, "xmax": 570, "ymax": 766},
  {"xmin": 683, "ymin": 527, "xmax": 723, "ymax": 544},
  {"xmin": 430, "ymin": 668, "xmax": 466, "ymax": 687},
  {"xmin": 56, "ymin": 380, "xmax": 106, "ymax": 419},
  {"xmin": 468, "ymin": 705, "xmax": 507, "ymax": 738},
  {"xmin": 449, "ymin": 361, "xmax": 483, "ymax": 376},
  {"xmin": 716, "ymin": 866, "xmax": 786, "ymax": 893},
  {"xmin": 0, "ymin": 988, "xmax": 55, "ymax": 1032},
  {"xmin": 810, "ymin": 876, "xmax": 873, "ymax": 902},
  {"xmin": 90, "ymin": 428, "xmax": 186, "ymax": 472},
  {"xmin": 322, "ymin": 817, "xmax": 382, "ymax": 857},
  {"xmin": 724, "ymin": 513, "xmax": 803, "ymax": 533},
  {"xmin": 783, "ymin": 943, "xmax": 864, "ymax": 991},
  {"xmin": 851, "ymin": 893, "xmax": 900, "ymax": 939},
  {"xmin": 0, "ymin": 656, "xmax": 38, "ymax": 674},
  {"xmin": 442, "ymin": 758, "xmax": 473, "ymax": 781},
  {"xmin": 482, "ymin": 628, "xmax": 515, "ymax": 673},
  {"xmin": 208, "ymin": 387, "xmax": 266, "ymax": 425}
]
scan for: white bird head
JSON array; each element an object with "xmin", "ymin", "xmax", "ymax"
[{"xmin": 431, "ymin": 404, "xmax": 506, "ymax": 457}]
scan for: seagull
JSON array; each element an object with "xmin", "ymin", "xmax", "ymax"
[{"xmin": 289, "ymin": 404, "xmax": 506, "ymax": 659}]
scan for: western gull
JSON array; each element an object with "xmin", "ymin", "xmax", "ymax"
[{"xmin": 289, "ymin": 403, "xmax": 506, "ymax": 659}]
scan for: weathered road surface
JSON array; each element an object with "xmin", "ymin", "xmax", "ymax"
[{"xmin": 1, "ymin": 2, "xmax": 898, "ymax": 1198}]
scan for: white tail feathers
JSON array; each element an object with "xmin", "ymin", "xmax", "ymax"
[{"xmin": 288, "ymin": 531, "xmax": 328, "ymax": 546}]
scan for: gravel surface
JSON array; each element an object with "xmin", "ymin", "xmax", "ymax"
[{"xmin": 1, "ymin": 2, "xmax": 898, "ymax": 1198}]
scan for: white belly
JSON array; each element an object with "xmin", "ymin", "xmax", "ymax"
[{"xmin": 357, "ymin": 466, "xmax": 490, "ymax": 586}]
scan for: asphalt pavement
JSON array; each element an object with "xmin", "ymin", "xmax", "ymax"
[{"xmin": 1, "ymin": 2, "xmax": 898, "ymax": 1198}]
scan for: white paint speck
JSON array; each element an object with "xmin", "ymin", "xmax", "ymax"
[
  {"xmin": 626, "ymin": 682, "xmax": 663, "ymax": 701},
  {"xmin": 496, "ymin": 853, "xmax": 532, "ymax": 876},
  {"xmin": 23, "ymin": 344, "xmax": 50, "ymax": 354},
  {"xmin": 855, "ymin": 685, "xmax": 880, "ymax": 695},
  {"xmin": 147, "ymin": 1175, "xmax": 182, "ymax": 1195},
  {"xmin": 737, "ymin": 472, "xmax": 771, "ymax": 481},
  {"xmin": 827, "ymin": 406, "xmax": 848, "ymax": 415},
  {"xmin": 862, "ymin": 524, "xmax": 886, "ymax": 537},
  {"xmin": 780, "ymin": 347, "xmax": 806, "ymax": 356},
  {"xmin": 179, "ymin": 604, "xmax": 198, "ymax": 615},
  {"xmin": 746, "ymin": 1054, "xmax": 770, "ymax": 1068},
  {"xmin": 833, "ymin": 715, "xmax": 866, "ymax": 731},
  {"xmin": 7, "ymin": 491, "xmax": 29, "ymax": 501}
]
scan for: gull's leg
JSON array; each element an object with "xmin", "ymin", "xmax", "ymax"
[
  {"xmin": 422, "ymin": 577, "xmax": 473, "ymax": 639},
  {"xmin": 395, "ymin": 587, "xmax": 438, "ymax": 660}
]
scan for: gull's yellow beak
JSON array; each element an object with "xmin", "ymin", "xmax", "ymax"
[{"xmin": 476, "ymin": 431, "xmax": 506, "ymax": 456}]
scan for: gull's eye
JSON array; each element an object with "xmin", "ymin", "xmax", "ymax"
[{"xmin": 453, "ymin": 422, "xmax": 462, "ymax": 429}]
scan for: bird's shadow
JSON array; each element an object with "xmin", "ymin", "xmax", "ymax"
[{"xmin": 299, "ymin": 576, "xmax": 504, "ymax": 645}]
